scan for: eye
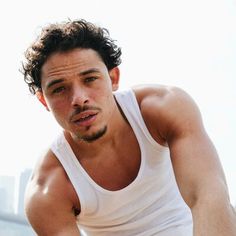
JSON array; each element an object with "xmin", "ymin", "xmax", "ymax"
[
  {"xmin": 52, "ymin": 86, "xmax": 65, "ymax": 94},
  {"xmin": 84, "ymin": 77, "xmax": 97, "ymax": 83}
]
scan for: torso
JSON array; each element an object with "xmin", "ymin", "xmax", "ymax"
[
  {"xmin": 64, "ymin": 112, "xmax": 141, "ymax": 191},
  {"xmin": 35, "ymin": 85, "xmax": 170, "ymax": 215}
]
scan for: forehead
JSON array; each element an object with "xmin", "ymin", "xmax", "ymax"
[{"xmin": 41, "ymin": 48, "xmax": 105, "ymax": 80}]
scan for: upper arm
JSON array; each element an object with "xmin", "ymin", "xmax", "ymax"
[
  {"xmin": 136, "ymin": 85, "xmax": 230, "ymax": 208},
  {"xmin": 25, "ymin": 184, "xmax": 80, "ymax": 236},
  {"xmin": 163, "ymin": 87, "xmax": 229, "ymax": 207},
  {"xmin": 25, "ymin": 153, "xmax": 81, "ymax": 236}
]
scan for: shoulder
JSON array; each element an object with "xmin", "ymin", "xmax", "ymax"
[
  {"xmin": 132, "ymin": 84, "xmax": 195, "ymax": 110},
  {"xmin": 25, "ymin": 149, "xmax": 80, "ymax": 234},
  {"xmin": 131, "ymin": 84, "xmax": 204, "ymax": 142}
]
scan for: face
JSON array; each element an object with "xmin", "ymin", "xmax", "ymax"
[{"xmin": 39, "ymin": 48, "xmax": 119, "ymax": 142}]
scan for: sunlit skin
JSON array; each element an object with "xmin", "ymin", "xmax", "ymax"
[
  {"xmin": 26, "ymin": 49, "xmax": 236, "ymax": 236},
  {"xmin": 38, "ymin": 48, "xmax": 120, "ymax": 144},
  {"xmin": 36, "ymin": 48, "xmax": 141, "ymax": 193}
]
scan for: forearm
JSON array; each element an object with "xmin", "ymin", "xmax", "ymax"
[{"xmin": 191, "ymin": 198, "xmax": 236, "ymax": 236}]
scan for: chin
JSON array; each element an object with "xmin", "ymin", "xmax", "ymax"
[{"xmin": 78, "ymin": 126, "xmax": 107, "ymax": 143}]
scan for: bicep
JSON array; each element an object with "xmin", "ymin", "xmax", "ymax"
[
  {"xmin": 163, "ymin": 91, "xmax": 228, "ymax": 206},
  {"xmin": 25, "ymin": 186, "xmax": 81, "ymax": 236},
  {"xmin": 139, "ymin": 86, "xmax": 231, "ymax": 208},
  {"xmin": 155, "ymin": 87, "xmax": 229, "ymax": 207},
  {"xmin": 24, "ymin": 167, "xmax": 81, "ymax": 236}
]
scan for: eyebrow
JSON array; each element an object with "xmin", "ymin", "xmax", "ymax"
[
  {"xmin": 45, "ymin": 68, "xmax": 101, "ymax": 90},
  {"xmin": 46, "ymin": 79, "xmax": 64, "ymax": 90},
  {"xmin": 79, "ymin": 68, "xmax": 100, "ymax": 76}
]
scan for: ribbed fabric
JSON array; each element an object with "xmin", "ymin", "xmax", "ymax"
[{"xmin": 51, "ymin": 88, "xmax": 193, "ymax": 235}]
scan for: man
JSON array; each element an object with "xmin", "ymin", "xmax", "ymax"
[{"xmin": 22, "ymin": 19, "xmax": 236, "ymax": 235}]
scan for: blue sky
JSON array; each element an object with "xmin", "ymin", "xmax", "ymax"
[{"xmin": 0, "ymin": 0, "xmax": 235, "ymax": 204}]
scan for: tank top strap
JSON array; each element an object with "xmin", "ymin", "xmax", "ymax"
[
  {"xmin": 50, "ymin": 133, "xmax": 97, "ymax": 216},
  {"xmin": 114, "ymin": 88, "xmax": 165, "ymax": 150}
]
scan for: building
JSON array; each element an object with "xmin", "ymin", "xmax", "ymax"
[
  {"xmin": 0, "ymin": 175, "xmax": 15, "ymax": 213},
  {"xmin": 0, "ymin": 212, "xmax": 34, "ymax": 236},
  {"xmin": 0, "ymin": 171, "xmax": 34, "ymax": 235},
  {"xmin": 17, "ymin": 169, "xmax": 32, "ymax": 216}
]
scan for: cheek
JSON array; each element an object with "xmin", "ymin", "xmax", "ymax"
[{"xmin": 49, "ymin": 100, "xmax": 69, "ymax": 117}]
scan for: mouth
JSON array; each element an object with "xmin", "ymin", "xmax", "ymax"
[{"xmin": 72, "ymin": 112, "xmax": 98, "ymax": 127}]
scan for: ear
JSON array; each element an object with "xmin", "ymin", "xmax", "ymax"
[
  {"xmin": 36, "ymin": 91, "xmax": 50, "ymax": 111},
  {"xmin": 109, "ymin": 67, "xmax": 120, "ymax": 91}
]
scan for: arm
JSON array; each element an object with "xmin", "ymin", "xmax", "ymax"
[
  {"xmin": 136, "ymin": 85, "xmax": 236, "ymax": 235},
  {"xmin": 25, "ymin": 151, "xmax": 81, "ymax": 236},
  {"xmin": 159, "ymin": 87, "xmax": 236, "ymax": 235}
]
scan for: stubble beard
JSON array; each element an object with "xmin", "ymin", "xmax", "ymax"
[{"xmin": 77, "ymin": 125, "xmax": 107, "ymax": 143}]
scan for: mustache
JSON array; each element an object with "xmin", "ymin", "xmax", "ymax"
[{"xmin": 69, "ymin": 105, "xmax": 101, "ymax": 120}]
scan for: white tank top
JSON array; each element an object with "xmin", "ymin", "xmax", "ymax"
[{"xmin": 51, "ymin": 88, "xmax": 193, "ymax": 236}]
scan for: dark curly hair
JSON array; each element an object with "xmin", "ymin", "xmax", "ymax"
[{"xmin": 22, "ymin": 19, "xmax": 122, "ymax": 94}]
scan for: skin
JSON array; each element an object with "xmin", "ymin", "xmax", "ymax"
[{"xmin": 25, "ymin": 48, "xmax": 236, "ymax": 236}]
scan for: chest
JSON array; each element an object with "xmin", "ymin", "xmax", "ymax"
[{"xmin": 78, "ymin": 132, "xmax": 141, "ymax": 191}]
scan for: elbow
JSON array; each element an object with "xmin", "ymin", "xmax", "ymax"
[{"xmin": 190, "ymin": 190, "xmax": 236, "ymax": 222}]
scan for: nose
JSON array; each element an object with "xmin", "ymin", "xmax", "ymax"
[{"xmin": 71, "ymin": 86, "xmax": 89, "ymax": 108}]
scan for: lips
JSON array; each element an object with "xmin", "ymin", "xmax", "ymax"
[
  {"xmin": 78, "ymin": 114, "xmax": 95, "ymax": 122},
  {"xmin": 71, "ymin": 111, "xmax": 98, "ymax": 127}
]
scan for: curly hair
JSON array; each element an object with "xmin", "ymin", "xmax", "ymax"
[{"xmin": 22, "ymin": 19, "xmax": 122, "ymax": 94}]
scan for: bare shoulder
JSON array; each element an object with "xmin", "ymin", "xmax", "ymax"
[
  {"xmin": 132, "ymin": 84, "xmax": 198, "ymax": 112},
  {"xmin": 25, "ymin": 149, "xmax": 80, "ymax": 235},
  {"xmin": 132, "ymin": 84, "xmax": 204, "ymax": 142}
]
